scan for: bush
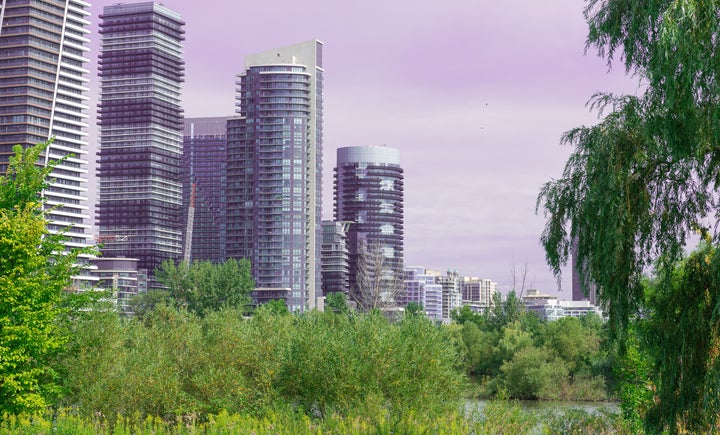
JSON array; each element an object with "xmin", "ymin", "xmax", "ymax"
[
  {"xmin": 60, "ymin": 307, "xmax": 465, "ymax": 424},
  {"xmin": 500, "ymin": 346, "xmax": 568, "ymax": 400},
  {"xmin": 278, "ymin": 311, "xmax": 465, "ymax": 418}
]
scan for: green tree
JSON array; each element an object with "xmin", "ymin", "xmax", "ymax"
[
  {"xmin": 460, "ymin": 322, "xmax": 502, "ymax": 377},
  {"xmin": 641, "ymin": 242, "xmax": 720, "ymax": 432},
  {"xmin": 450, "ymin": 304, "xmax": 486, "ymax": 328},
  {"xmin": 194, "ymin": 259, "xmax": 253, "ymax": 314},
  {"xmin": 325, "ymin": 292, "xmax": 350, "ymax": 315},
  {"xmin": 488, "ymin": 291, "xmax": 522, "ymax": 330},
  {"xmin": 154, "ymin": 260, "xmax": 191, "ymax": 306},
  {"xmin": 0, "ymin": 143, "xmax": 89, "ymax": 414},
  {"xmin": 496, "ymin": 321, "xmax": 533, "ymax": 363},
  {"xmin": 128, "ymin": 289, "xmax": 170, "ymax": 319},
  {"xmin": 500, "ymin": 346, "xmax": 568, "ymax": 400},
  {"xmin": 261, "ymin": 299, "xmax": 290, "ymax": 316},
  {"xmin": 537, "ymin": 1, "xmax": 720, "ymax": 431},
  {"xmin": 613, "ymin": 321, "xmax": 654, "ymax": 433},
  {"xmin": 404, "ymin": 301, "xmax": 424, "ymax": 317},
  {"xmin": 544, "ymin": 316, "xmax": 600, "ymax": 375},
  {"xmin": 538, "ymin": 1, "xmax": 720, "ymax": 330},
  {"xmin": 154, "ymin": 258, "xmax": 254, "ymax": 316}
]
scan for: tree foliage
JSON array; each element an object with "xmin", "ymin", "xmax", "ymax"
[
  {"xmin": 0, "ymin": 145, "xmax": 52, "ymax": 211},
  {"xmin": 642, "ymin": 241, "xmax": 720, "ymax": 433},
  {"xmin": 0, "ymin": 143, "xmax": 88, "ymax": 414},
  {"xmin": 450, "ymin": 301, "xmax": 611, "ymax": 401},
  {"xmin": 404, "ymin": 301, "xmax": 425, "ymax": 317},
  {"xmin": 544, "ymin": 316, "xmax": 600, "ymax": 374},
  {"xmin": 538, "ymin": 0, "xmax": 720, "ymax": 431},
  {"xmin": 324, "ymin": 292, "xmax": 350, "ymax": 315},
  {"xmin": 151, "ymin": 258, "xmax": 254, "ymax": 316},
  {"xmin": 539, "ymin": 0, "xmax": 720, "ymax": 329},
  {"xmin": 61, "ymin": 307, "xmax": 465, "ymax": 423},
  {"xmin": 613, "ymin": 322, "xmax": 655, "ymax": 432},
  {"xmin": 488, "ymin": 291, "xmax": 523, "ymax": 330},
  {"xmin": 260, "ymin": 298, "xmax": 290, "ymax": 317},
  {"xmin": 500, "ymin": 346, "xmax": 569, "ymax": 400}
]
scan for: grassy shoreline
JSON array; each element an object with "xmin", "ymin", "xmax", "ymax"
[{"xmin": 0, "ymin": 401, "xmax": 635, "ymax": 435}]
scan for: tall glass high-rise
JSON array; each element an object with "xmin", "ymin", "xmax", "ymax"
[
  {"xmin": 96, "ymin": 2, "xmax": 185, "ymax": 290},
  {"xmin": 227, "ymin": 40, "xmax": 323, "ymax": 312}
]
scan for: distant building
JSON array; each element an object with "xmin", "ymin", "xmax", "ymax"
[
  {"xmin": 321, "ymin": 220, "xmax": 351, "ymax": 296},
  {"xmin": 403, "ymin": 266, "xmax": 426, "ymax": 306},
  {"xmin": 462, "ymin": 277, "xmax": 497, "ymax": 309},
  {"xmin": 226, "ymin": 40, "xmax": 324, "ymax": 313},
  {"xmin": 436, "ymin": 270, "xmax": 463, "ymax": 321},
  {"xmin": 96, "ymin": 2, "xmax": 185, "ymax": 289},
  {"xmin": 522, "ymin": 288, "xmax": 604, "ymax": 321},
  {"xmin": 0, "ymin": 0, "xmax": 97, "ymax": 288},
  {"xmin": 401, "ymin": 267, "xmax": 493, "ymax": 322},
  {"xmin": 420, "ymin": 269, "xmax": 443, "ymax": 320},
  {"xmin": 91, "ymin": 257, "xmax": 140, "ymax": 315},
  {"xmin": 335, "ymin": 146, "xmax": 404, "ymax": 307},
  {"xmin": 182, "ymin": 117, "xmax": 230, "ymax": 263},
  {"xmin": 403, "ymin": 266, "xmax": 443, "ymax": 321}
]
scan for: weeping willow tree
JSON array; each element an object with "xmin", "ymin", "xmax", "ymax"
[{"xmin": 537, "ymin": 1, "xmax": 720, "ymax": 433}]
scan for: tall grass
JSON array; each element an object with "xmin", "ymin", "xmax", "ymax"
[{"xmin": 0, "ymin": 402, "xmax": 634, "ymax": 434}]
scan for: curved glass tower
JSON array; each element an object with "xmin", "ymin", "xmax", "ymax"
[{"xmin": 334, "ymin": 146, "xmax": 404, "ymax": 304}]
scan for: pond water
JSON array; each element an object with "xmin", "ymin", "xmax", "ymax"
[{"xmin": 466, "ymin": 399, "xmax": 620, "ymax": 416}]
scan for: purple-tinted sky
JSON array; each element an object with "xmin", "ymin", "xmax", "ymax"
[{"xmin": 87, "ymin": 0, "xmax": 640, "ymax": 298}]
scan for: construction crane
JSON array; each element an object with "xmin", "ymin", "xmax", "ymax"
[{"xmin": 183, "ymin": 183, "xmax": 196, "ymax": 265}]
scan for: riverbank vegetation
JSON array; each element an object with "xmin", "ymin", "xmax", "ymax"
[
  {"xmin": 58, "ymin": 303, "xmax": 465, "ymax": 425},
  {"xmin": 0, "ymin": 400, "xmax": 632, "ymax": 434},
  {"xmin": 43, "ymin": 289, "xmax": 627, "ymax": 433},
  {"xmin": 450, "ymin": 294, "xmax": 614, "ymax": 402},
  {"xmin": 0, "ymin": 141, "xmax": 626, "ymax": 434},
  {"xmin": 0, "ymin": 135, "xmax": 699, "ymax": 435}
]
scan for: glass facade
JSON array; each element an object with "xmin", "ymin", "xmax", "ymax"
[
  {"xmin": 96, "ymin": 2, "xmax": 184, "ymax": 289},
  {"xmin": 182, "ymin": 117, "xmax": 229, "ymax": 264},
  {"xmin": 226, "ymin": 40, "xmax": 323, "ymax": 313},
  {"xmin": 0, "ymin": 0, "xmax": 96, "ymax": 288}
]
